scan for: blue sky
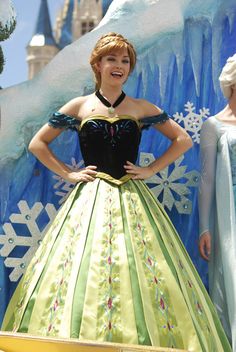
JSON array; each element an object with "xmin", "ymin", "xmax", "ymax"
[{"xmin": 1, "ymin": 0, "xmax": 64, "ymax": 88}]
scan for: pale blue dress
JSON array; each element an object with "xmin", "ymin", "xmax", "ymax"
[{"xmin": 199, "ymin": 116, "xmax": 236, "ymax": 350}]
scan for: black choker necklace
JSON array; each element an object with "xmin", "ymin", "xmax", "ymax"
[{"xmin": 95, "ymin": 90, "xmax": 126, "ymax": 114}]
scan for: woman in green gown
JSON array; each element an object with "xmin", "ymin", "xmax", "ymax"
[{"xmin": 1, "ymin": 32, "xmax": 231, "ymax": 351}]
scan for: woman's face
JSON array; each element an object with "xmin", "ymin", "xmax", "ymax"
[{"xmin": 96, "ymin": 48, "xmax": 131, "ymax": 87}]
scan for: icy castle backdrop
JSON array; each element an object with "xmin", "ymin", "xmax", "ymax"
[{"xmin": 1, "ymin": 0, "xmax": 236, "ymax": 324}]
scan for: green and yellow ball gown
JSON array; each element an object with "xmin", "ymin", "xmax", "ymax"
[{"xmin": 1, "ymin": 113, "xmax": 231, "ymax": 351}]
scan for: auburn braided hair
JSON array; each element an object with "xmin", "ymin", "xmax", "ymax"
[{"xmin": 90, "ymin": 32, "xmax": 136, "ymax": 89}]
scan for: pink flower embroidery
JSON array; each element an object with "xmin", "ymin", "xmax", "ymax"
[
  {"xmin": 188, "ymin": 280, "xmax": 192, "ymax": 288},
  {"xmin": 53, "ymin": 299, "xmax": 59, "ymax": 311},
  {"xmin": 197, "ymin": 302, "xmax": 202, "ymax": 313},
  {"xmin": 110, "ymin": 126, "xmax": 114, "ymax": 137},
  {"xmin": 108, "ymin": 297, "xmax": 113, "ymax": 309},
  {"xmin": 154, "ymin": 276, "xmax": 158, "ymax": 284},
  {"xmin": 160, "ymin": 298, "xmax": 165, "ymax": 310}
]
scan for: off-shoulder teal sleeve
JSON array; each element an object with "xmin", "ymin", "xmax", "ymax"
[
  {"xmin": 141, "ymin": 111, "xmax": 170, "ymax": 130},
  {"xmin": 48, "ymin": 112, "xmax": 81, "ymax": 131}
]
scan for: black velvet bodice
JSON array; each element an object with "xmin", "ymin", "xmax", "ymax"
[
  {"xmin": 48, "ymin": 112, "xmax": 169, "ymax": 180},
  {"xmin": 79, "ymin": 118, "xmax": 141, "ymax": 179}
]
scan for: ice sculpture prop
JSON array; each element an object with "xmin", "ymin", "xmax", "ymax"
[{"xmin": 1, "ymin": 0, "xmax": 236, "ymax": 324}]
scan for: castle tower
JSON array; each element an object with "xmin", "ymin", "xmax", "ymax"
[
  {"xmin": 55, "ymin": 0, "xmax": 112, "ymax": 49},
  {"xmin": 72, "ymin": 0, "xmax": 103, "ymax": 40},
  {"xmin": 27, "ymin": 0, "xmax": 113, "ymax": 78},
  {"xmin": 26, "ymin": 0, "xmax": 59, "ymax": 79}
]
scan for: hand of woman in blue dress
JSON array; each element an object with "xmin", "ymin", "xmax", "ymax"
[
  {"xmin": 64, "ymin": 165, "xmax": 97, "ymax": 183},
  {"xmin": 199, "ymin": 231, "xmax": 211, "ymax": 261},
  {"xmin": 124, "ymin": 161, "xmax": 155, "ymax": 179}
]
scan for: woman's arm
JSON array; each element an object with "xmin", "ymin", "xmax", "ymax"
[
  {"xmin": 198, "ymin": 118, "xmax": 218, "ymax": 260},
  {"xmin": 28, "ymin": 98, "xmax": 97, "ymax": 183},
  {"xmin": 124, "ymin": 100, "xmax": 193, "ymax": 179}
]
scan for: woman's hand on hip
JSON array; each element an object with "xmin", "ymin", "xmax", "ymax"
[
  {"xmin": 124, "ymin": 161, "xmax": 155, "ymax": 180},
  {"xmin": 64, "ymin": 165, "xmax": 97, "ymax": 183}
]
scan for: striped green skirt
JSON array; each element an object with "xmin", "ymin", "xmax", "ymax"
[{"xmin": 1, "ymin": 177, "xmax": 231, "ymax": 351}]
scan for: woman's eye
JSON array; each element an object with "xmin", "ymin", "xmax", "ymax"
[
  {"xmin": 107, "ymin": 57, "xmax": 115, "ymax": 61},
  {"xmin": 123, "ymin": 60, "xmax": 130, "ymax": 64}
]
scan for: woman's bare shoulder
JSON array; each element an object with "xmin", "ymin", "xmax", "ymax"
[
  {"xmin": 127, "ymin": 96, "xmax": 162, "ymax": 119},
  {"xmin": 58, "ymin": 94, "xmax": 93, "ymax": 119}
]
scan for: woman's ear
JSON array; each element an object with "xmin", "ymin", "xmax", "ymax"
[{"xmin": 94, "ymin": 62, "xmax": 100, "ymax": 72}]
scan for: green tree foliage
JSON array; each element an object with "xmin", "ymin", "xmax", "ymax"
[
  {"xmin": 0, "ymin": 46, "xmax": 4, "ymax": 74},
  {"xmin": 0, "ymin": 0, "xmax": 16, "ymax": 74}
]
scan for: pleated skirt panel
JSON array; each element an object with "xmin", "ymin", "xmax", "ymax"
[{"xmin": 2, "ymin": 178, "xmax": 231, "ymax": 352}]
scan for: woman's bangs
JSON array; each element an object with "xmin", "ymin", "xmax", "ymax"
[{"xmin": 101, "ymin": 42, "xmax": 128, "ymax": 56}]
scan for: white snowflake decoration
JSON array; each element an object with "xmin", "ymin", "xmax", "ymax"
[
  {"xmin": 173, "ymin": 102, "xmax": 210, "ymax": 143},
  {"xmin": 53, "ymin": 157, "xmax": 84, "ymax": 204},
  {"xmin": 140, "ymin": 152, "xmax": 199, "ymax": 214},
  {"xmin": 0, "ymin": 201, "xmax": 57, "ymax": 281}
]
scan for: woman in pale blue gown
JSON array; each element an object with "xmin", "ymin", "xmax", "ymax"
[{"xmin": 199, "ymin": 54, "xmax": 236, "ymax": 351}]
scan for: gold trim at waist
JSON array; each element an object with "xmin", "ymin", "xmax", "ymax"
[{"xmin": 96, "ymin": 172, "xmax": 132, "ymax": 185}]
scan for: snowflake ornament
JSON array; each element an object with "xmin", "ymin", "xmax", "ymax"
[
  {"xmin": 53, "ymin": 157, "xmax": 84, "ymax": 204},
  {"xmin": 0, "ymin": 201, "xmax": 57, "ymax": 281},
  {"xmin": 140, "ymin": 152, "xmax": 199, "ymax": 214},
  {"xmin": 173, "ymin": 102, "xmax": 210, "ymax": 143}
]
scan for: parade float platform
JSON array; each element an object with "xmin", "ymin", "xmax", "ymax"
[{"xmin": 0, "ymin": 332, "xmax": 188, "ymax": 352}]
